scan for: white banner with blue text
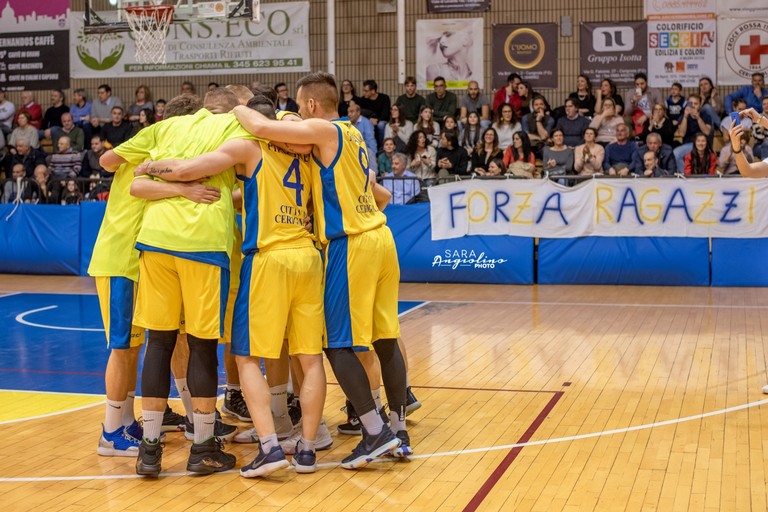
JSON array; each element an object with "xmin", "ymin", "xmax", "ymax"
[{"xmin": 429, "ymin": 178, "xmax": 768, "ymax": 240}]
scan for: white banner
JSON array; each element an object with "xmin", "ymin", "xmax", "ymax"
[
  {"xmin": 429, "ymin": 179, "xmax": 768, "ymax": 240},
  {"xmin": 644, "ymin": 0, "xmax": 715, "ymax": 17},
  {"xmin": 647, "ymin": 15, "xmax": 716, "ymax": 87},
  {"xmin": 718, "ymin": 0, "xmax": 768, "ymax": 17},
  {"xmin": 69, "ymin": 2, "xmax": 309, "ymax": 78},
  {"xmin": 415, "ymin": 18, "xmax": 484, "ymax": 90},
  {"xmin": 717, "ymin": 18, "xmax": 768, "ymax": 85}
]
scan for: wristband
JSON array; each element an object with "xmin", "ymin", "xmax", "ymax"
[{"xmin": 733, "ymin": 148, "xmax": 743, "ymax": 154}]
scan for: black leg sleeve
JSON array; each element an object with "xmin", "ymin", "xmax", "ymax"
[
  {"xmin": 186, "ymin": 334, "xmax": 219, "ymax": 398},
  {"xmin": 324, "ymin": 347, "xmax": 376, "ymax": 416},
  {"xmin": 373, "ymin": 338, "xmax": 408, "ymax": 417},
  {"xmin": 141, "ymin": 329, "xmax": 177, "ymax": 398}
]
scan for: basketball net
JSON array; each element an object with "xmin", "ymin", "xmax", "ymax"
[{"xmin": 125, "ymin": 4, "xmax": 174, "ymax": 65}]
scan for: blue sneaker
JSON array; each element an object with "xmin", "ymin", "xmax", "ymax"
[
  {"xmin": 340, "ymin": 425, "xmax": 401, "ymax": 469},
  {"xmin": 291, "ymin": 445, "xmax": 317, "ymax": 474},
  {"xmin": 125, "ymin": 420, "xmax": 143, "ymax": 440},
  {"xmin": 240, "ymin": 444, "xmax": 289, "ymax": 478},
  {"xmin": 392, "ymin": 430, "xmax": 413, "ymax": 458},
  {"xmin": 97, "ymin": 424, "xmax": 141, "ymax": 457}
]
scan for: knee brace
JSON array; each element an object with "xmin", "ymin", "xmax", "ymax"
[
  {"xmin": 141, "ymin": 330, "xmax": 177, "ymax": 398},
  {"xmin": 186, "ymin": 334, "xmax": 219, "ymax": 398}
]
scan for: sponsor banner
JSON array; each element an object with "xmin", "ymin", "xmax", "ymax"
[
  {"xmin": 580, "ymin": 21, "xmax": 647, "ymax": 87},
  {"xmin": 717, "ymin": 0, "xmax": 768, "ymax": 18},
  {"xmin": 717, "ymin": 18, "xmax": 768, "ymax": 85},
  {"xmin": 429, "ymin": 178, "xmax": 768, "ymax": 240},
  {"xmin": 415, "ymin": 18, "xmax": 484, "ymax": 90},
  {"xmin": 644, "ymin": 0, "xmax": 715, "ymax": 17},
  {"xmin": 647, "ymin": 15, "xmax": 716, "ymax": 87},
  {"xmin": 426, "ymin": 0, "xmax": 490, "ymax": 13},
  {"xmin": 69, "ymin": 1, "xmax": 309, "ymax": 78},
  {"xmin": 492, "ymin": 24, "xmax": 558, "ymax": 89}
]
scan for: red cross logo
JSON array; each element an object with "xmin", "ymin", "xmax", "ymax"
[{"xmin": 739, "ymin": 35, "xmax": 768, "ymax": 66}]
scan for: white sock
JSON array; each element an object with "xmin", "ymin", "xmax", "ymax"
[
  {"xmin": 104, "ymin": 399, "xmax": 124, "ymax": 433},
  {"xmin": 260, "ymin": 433, "xmax": 279, "ymax": 452},
  {"xmin": 142, "ymin": 409, "xmax": 164, "ymax": 443},
  {"xmin": 406, "ymin": 373, "xmax": 411, "ymax": 387},
  {"xmin": 270, "ymin": 383, "xmax": 289, "ymax": 419},
  {"xmin": 227, "ymin": 383, "xmax": 241, "ymax": 391},
  {"xmin": 371, "ymin": 388, "xmax": 383, "ymax": 410},
  {"xmin": 175, "ymin": 378, "xmax": 193, "ymax": 422},
  {"xmin": 193, "ymin": 412, "xmax": 216, "ymax": 444},
  {"xmin": 122, "ymin": 391, "xmax": 136, "ymax": 427},
  {"xmin": 359, "ymin": 409, "xmax": 383, "ymax": 435}
]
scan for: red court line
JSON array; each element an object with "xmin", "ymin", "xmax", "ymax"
[
  {"xmin": 463, "ymin": 391, "xmax": 564, "ymax": 512},
  {"xmin": 326, "ymin": 382, "xmax": 561, "ymax": 394},
  {"xmin": 0, "ymin": 368, "xmax": 104, "ymax": 377}
]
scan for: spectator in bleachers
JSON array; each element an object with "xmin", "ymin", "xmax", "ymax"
[
  {"xmin": 574, "ymin": 127, "xmax": 604, "ymax": 176},
  {"xmin": 436, "ymin": 131, "xmax": 469, "ymax": 179},
  {"xmin": 377, "ymin": 137, "xmax": 396, "ymax": 176},
  {"xmin": 638, "ymin": 150, "xmax": 667, "ymax": 177},
  {"xmin": 722, "ymin": 98, "xmax": 747, "ymax": 135},
  {"xmin": 638, "ymin": 103, "xmax": 676, "ymax": 147},
  {"xmin": 725, "ymin": 72, "xmax": 767, "ymax": 113},
  {"xmin": 358, "ymin": 79, "xmax": 391, "ymax": 144},
  {"xmin": 503, "ymin": 131, "xmax": 537, "ymax": 177},
  {"xmin": 2, "ymin": 163, "xmax": 37, "ymax": 203},
  {"xmin": 8, "ymin": 139, "xmax": 46, "ymax": 177},
  {"xmin": 719, "ymin": 126, "xmax": 753, "ymax": 175},
  {"xmin": 41, "ymin": 90, "xmax": 69, "ymax": 137},
  {"xmin": 460, "ymin": 80, "xmax": 491, "ymax": 130},
  {"xmin": 405, "ymin": 130, "xmax": 437, "ymax": 182},
  {"xmin": 426, "ymin": 76, "xmax": 458, "ymax": 127},
  {"xmin": 590, "ymin": 98, "xmax": 623, "ymax": 146},
  {"xmin": 471, "ymin": 127, "xmax": 503, "ymax": 175},
  {"xmin": 338, "ymin": 79, "xmax": 360, "ymax": 118},
  {"xmin": 517, "ymin": 81, "xmax": 533, "ymax": 116},
  {"xmin": 604, "ymin": 123, "xmax": 636, "ymax": 176},
  {"xmin": 131, "ymin": 108, "xmax": 155, "ymax": 137},
  {"xmin": 274, "ymin": 82, "xmax": 299, "ymax": 112},
  {"xmin": 91, "ymin": 84, "xmax": 123, "ymax": 130},
  {"xmin": 542, "ymin": 129, "xmax": 574, "ymax": 176},
  {"xmin": 347, "ymin": 101, "xmax": 377, "ymax": 171},
  {"xmin": 395, "ymin": 76, "xmax": 425, "ymax": 124},
  {"xmin": 154, "ymin": 99, "xmax": 166, "ymax": 122},
  {"xmin": 415, "ymin": 105, "xmax": 441, "ymax": 148},
  {"xmin": 595, "ymin": 78, "xmax": 624, "ymax": 115},
  {"xmin": 81, "ymin": 135, "xmax": 109, "ymax": 178},
  {"xmin": 180, "ymin": 81, "xmax": 195, "ymax": 95},
  {"xmin": 477, "ymin": 157, "xmax": 505, "ymax": 177},
  {"xmin": 684, "ymin": 133, "xmax": 717, "ymax": 176},
  {"xmin": 127, "ymin": 85, "xmax": 153, "ymax": 122},
  {"xmin": 60, "ymin": 178, "xmax": 83, "ymax": 205},
  {"xmin": 753, "ymin": 97, "xmax": 768, "ymax": 159},
  {"xmin": 630, "ymin": 132, "xmax": 675, "ymax": 176},
  {"xmin": 555, "ymin": 98, "xmax": 590, "ymax": 147},
  {"xmin": 8, "ymin": 112, "xmax": 40, "ymax": 149},
  {"xmin": 568, "ymin": 74, "xmax": 596, "ymax": 118},
  {"xmin": 625, "ymin": 72, "xmax": 662, "ymax": 135},
  {"xmin": 0, "ymin": 129, "xmax": 5, "ymax": 173},
  {"xmin": 384, "ymin": 104, "xmax": 413, "ymax": 151},
  {"xmin": 493, "ymin": 73, "xmax": 522, "ymax": 115},
  {"xmin": 207, "ymin": 82, "xmax": 220, "ymax": 91},
  {"xmin": 440, "ymin": 115, "xmax": 461, "ymax": 147},
  {"xmin": 33, "ymin": 164, "xmax": 60, "ymax": 204},
  {"xmin": 51, "ymin": 113, "xmax": 85, "ymax": 153},
  {"xmin": 48, "ymin": 136, "xmax": 82, "ymax": 180},
  {"xmin": 698, "ymin": 76, "xmax": 721, "ymax": 121},
  {"xmin": 102, "ymin": 106, "xmax": 132, "ymax": 149},
  {"xmin": 68, "ymin": 88, "xmax": 92, "ymax": 141},
  {"xmin": 492, "ymin": 103, "xmax": 521, "ymax": 151},
  {"xmin": 673, "ymin": 94, "xmax": 714, "ymax": 172},
  {"xmin": 522, "ymin": 95, "xmax": 553, "ymax": 156},
  {"xmin": 461, "ymin": 111, "xmax": 483, "ymax": 157},
  {"xmin": 665, "ymin": 82, "xmax": 685, "ymax": 127},
  {"xmin": 0, "ymin": 88, "xmax": 15, "ymax": 136},
  {"xmin": 14, "ymin": 91, "xmax": 42, "ymax": 129},
  {"xmin": 382, "ymin": 152, "xmax": 421, "ymax": 205}
]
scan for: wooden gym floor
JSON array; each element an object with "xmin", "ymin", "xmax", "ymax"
[{"xmin": 2, "ymin": 275, "xmax": 768, "ymax": 511}]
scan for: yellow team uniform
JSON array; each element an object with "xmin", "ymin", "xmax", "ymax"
[
  {"xmin": 311, "ymin": 120, "xmax": 400, "ymax": 350},
  {"xmin": 88, "ymin": 162, "xmax": 144, "ymax": 349},
  {"xmin": 114, "ymin": 109, "xmax": 255, "ymax": 339},
  {"xmin": 231, "ymin": 138, "xmax": 324, "ymax": 359},
  {"xmin": 220, "ymin": 213, "xmax": 243, "ymax": 345}
]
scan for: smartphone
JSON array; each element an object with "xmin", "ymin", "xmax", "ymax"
[
  {"xmin": 730, "ymin": 112, "xmax": 741, "ymax": 126},
  {"xmin": 635, "ymin": 87, "xmax": 642, "ymax": 96}
]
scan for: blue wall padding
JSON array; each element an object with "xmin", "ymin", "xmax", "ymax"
[
  {"xmin": 712, "ymin": 238, "xmax": 768, "ymax": 286},
  {"xmin": 538, "ymin": 237, "xmax": 711, "ymax": 286}
]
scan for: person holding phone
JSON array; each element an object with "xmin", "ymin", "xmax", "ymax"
[
  {"xmin": 405, "ymin": 129, "xmax": 437, "ymax": 182},
  {"xmin": 672, "ymin": 93, "xmax": 714, "ymax": 172},
  {"xmin": 729, "ymin": 108, "xmax": 768, "ymax": 179},
  {"xmin": 624, "ymin": 73, "xmax": 663, "ymax": 136}
]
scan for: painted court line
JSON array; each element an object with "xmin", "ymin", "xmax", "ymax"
[
  {"xmin": 0, "ymin": 401, "xmax": 104, "ymax": 426},
  {"xmin": 398, "ymin": 301, "xmax": 431, "ymax": 317},
  {"xmin": 2, "ymin": 397, "xmax": 766, "ymax": 483},
  {"xmin": 408, "ymin": 299, "xmax": 768, "ymax": 310},
  {"xmin": 15, "ymin": 305, "xmax": 105, "ymax": 332}
]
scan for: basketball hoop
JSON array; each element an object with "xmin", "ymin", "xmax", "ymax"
[{"xmin": 124, "ymin": 4, "xmax": 174, "ymax": 64}]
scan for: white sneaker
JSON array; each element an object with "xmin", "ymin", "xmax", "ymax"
[
  {"xmin": 279, "ymin": 419, "xmax": 333, "ymax": 455},
  {"xmin": 234, "ymin": 426, "xmax": 259, "ymax": 444},
  {"xmin": 762, "ymin": 385, "xmax": 768, "ymax": 394}
]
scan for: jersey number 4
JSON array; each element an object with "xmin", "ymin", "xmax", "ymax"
[{"xmin": 283, "ymin": 159, "xmax": 304, "ymax": 207}]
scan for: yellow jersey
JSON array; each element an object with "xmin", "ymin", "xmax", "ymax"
[
  {"xmin": 87, "ymin": 162, "xmax": 143, "ymax": 280},
  {"xmin": 114, "ymin": 109, "xmax": 255, "ymax": 261},
  {"xmin": 311, "ymin": 120, "xmax": 386, "ymax": 244},
  {"xmin": 240, "ymin": 140, "xmax": 314, "ymax": 253}
]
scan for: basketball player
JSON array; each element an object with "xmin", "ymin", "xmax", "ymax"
[
  {"xmin": 135, "ymin": 96, "xmax": 327, "ymax": 475},
  {"xmin": 232, "ymin": 72, "xmax": 412, "ymax": 467}
]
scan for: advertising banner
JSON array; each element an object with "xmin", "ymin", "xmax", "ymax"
[
  {"xmin": 644, "ymin": 0, "xmax": 715, "ymax": 17},
  {"xmin": 580, "ymin": 21, "xmax": 647, "ymax": 87},
  {"xmin": 492, "ymin": 24, "xmax": 558, "ymax": 89},
  {"xmin": 717, "ymin": 18, "xmax": 768, "ymax": 85},
  {"xmin": 647, "ymin": 15, "xmax": 716, "ymax": 87},
  {"xmin": 426, "ymin": 0, "xmax": 490, "ymax": 13},
  {"xmin": 717, "ymin": 0, "xmax": 768, "ymax": 18},
  {"xmin": 415, "ymin": 18, "xmax": 484, "ymax": 90},
  {"xmin": 69, "ymin": 1, "xmax": 310, "ymax": 78},
  {"xmin": 429, "ymin": 178, "xmax": 768, "ymax": 240},
  {"xmin": 0, "ymin": 0, "xmax": 69, "ymax": 90}
]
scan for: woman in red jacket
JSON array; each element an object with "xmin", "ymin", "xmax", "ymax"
[{"xmin": 684, "ymin": 133, "xmax": 717, "ymax": 176}]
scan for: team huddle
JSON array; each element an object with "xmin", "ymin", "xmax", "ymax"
[{"xmin": 88, "ymin": 73, "xmax": 420, "ymax": 477}]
